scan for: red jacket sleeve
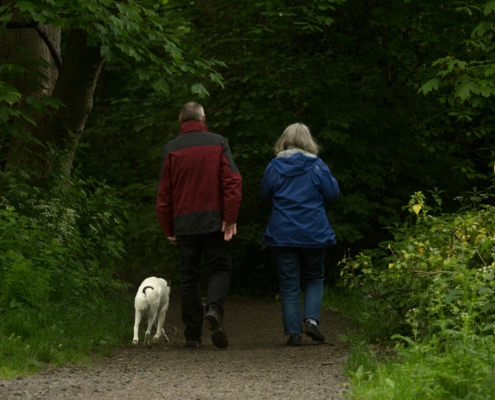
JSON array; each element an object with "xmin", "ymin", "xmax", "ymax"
[{"xmin": 220, "ymin": 141, "xmax": 242, "ymax": 223}]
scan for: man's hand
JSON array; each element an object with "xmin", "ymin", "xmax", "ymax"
[
  {"xmin": 222, "ymin": 221, "xmax": 237, "ymax": 241},
  {"xmin": 167, "ymin": 236, "xmax": 178, "ymax": 245}
]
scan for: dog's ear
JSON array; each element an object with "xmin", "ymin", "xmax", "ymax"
[{"xmin": 166, "ymin": 279, "xmax": 171, "ymax": 287}]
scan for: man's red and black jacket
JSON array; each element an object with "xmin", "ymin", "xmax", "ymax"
[{"xmin": 156, "ymin": 120, "xmax": 242, "ymax": 237}]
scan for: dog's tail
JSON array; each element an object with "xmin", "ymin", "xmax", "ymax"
[
  {"xmin": 142, "ymin": 286, "xmax": 154, "ymax": 294},
  {"xmin": 142, "ymin": 285, "xmax": 161, "ymax": 302}
]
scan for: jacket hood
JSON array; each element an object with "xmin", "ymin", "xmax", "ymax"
[{"xmin": 272, "ymin": 148, "xmax": 318, "ymax": 177}]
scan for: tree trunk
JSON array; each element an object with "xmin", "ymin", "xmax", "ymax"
[
  {"xmin": 0, "ymin": 21, "xmax": 60, "ymax": 97},
  {"xmin": 0, "ymin": 8, "xmax": 61, "ymax": 175},
  {"xmin": 3, "ymin": 28, "xmax": 104, "ymax": 180},
  {"xmin": 41, "ymin": 29, "xmax": 104, "ymax": 177}
]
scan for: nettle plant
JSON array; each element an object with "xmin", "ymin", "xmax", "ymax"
[{"xmin": 340, "ymin": 190, "xmax": 495, "ymax": 339}]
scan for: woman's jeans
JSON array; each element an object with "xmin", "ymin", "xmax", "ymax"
[{"xmin": 272, "ymin": 246, "xmax": 327, "ymax": 335}]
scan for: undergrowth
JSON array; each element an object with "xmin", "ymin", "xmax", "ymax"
[
  {"xmin": 0, "ymin": 170, "xmax": 133, "ymax": 378},
  {"xmin": 324, "ymin": 188, "xmax": 495, "ymax": 399},
  {"xmin": 0, "ymin": 297, "xmax": 133, "ymax": 379}
]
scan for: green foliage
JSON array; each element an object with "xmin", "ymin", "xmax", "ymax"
[
  {"xmin": 0, "ymin": 56, "xmax": 63, "ymax": 161},
  {"xmin": 0, "ymin": 0, "xmax": 224, "ymax": 171},
  {"xmin": 324, "ymin": 274, "xmax": 495, "ymax": 398},
  {"xmin": 322, "ymin": 287, "xmax": 394, "ymax": 342},
  {"xmin": 76, "ymin": 77, "xmax": 184, "ymax": 279},
  {"xmin": 345, "ymin": 344, "xmax": 378, "ymax": 387},
  {"xmin": 79, "ymin": 0, "xmax": 495, "ymax": 293},
  {"xmin": 0, "ymin": 170, "xmax": 129, "ymax": 308},
  {"xmin": 0, "ymin": 170, "xmax": 133, "ymax": 377},
  {"xmin": 0, "ymin": 251, "xmax": 51, "ymax": 311},
  {"xmin": 0, "ymin": 0, "xmax": 223, "ymax": 91},
  {"xmin": 332, "ymin": 188, "xmax": 495, "ymax": 399},
  {"xmin": 340, "ymin": 190, "xmax": 495, "ymax": 338},
  {"xmin": 417, "ymin": 1, "xmax": 495, "ymax": 179},
  {"xmin": 0, "ymin": 297, "xmax": 133, "ymax": 379},
  {"xmin": 346, "ymin": 331, "xmax": 495, "ymax": 400}
]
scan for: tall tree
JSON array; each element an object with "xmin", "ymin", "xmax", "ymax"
[{"xmin": 0, "ymin": 0, "xmax": 221, "ymax": 181}]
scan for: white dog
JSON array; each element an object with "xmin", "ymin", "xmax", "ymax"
[{"xmin": 133, "ymin": 277, "xmax": 171, "ymax": 347}]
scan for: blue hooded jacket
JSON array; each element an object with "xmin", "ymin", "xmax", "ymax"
[{"xmin": 261, "ymin": 149, "xmax": 340, "ymax": 248}]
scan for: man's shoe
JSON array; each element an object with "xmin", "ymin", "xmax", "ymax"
[
  {"xmin": 286, "ymin": 334, "xmax": 302, "ymax": 346},
  {"xmin": 305, "ymin": 321, "xmax": 325, "ymax": 342},
  {"xmin": 204, "ymin": 307, "xmax": 228, "ymax": 349},
  {"xmin": 184, "ymin": 339, "xmax": 202, "ymax": 347}
]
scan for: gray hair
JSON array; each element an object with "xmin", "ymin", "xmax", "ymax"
[
  {"xmin": 274, "ymin": 123, "xmax": 319, "ymax": 155},
  {"xmin": 179, "ymin": 102, "xmax": 205, "ymax": 122}
]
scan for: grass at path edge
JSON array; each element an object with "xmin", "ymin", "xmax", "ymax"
[{"xmin": 0, "ymin": 296, "xmax": 134, "ymax": 379}]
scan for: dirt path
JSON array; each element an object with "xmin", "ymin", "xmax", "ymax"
[{"xmin": 0, "ymin": 295, "xmax": 350, "ymax": 399}]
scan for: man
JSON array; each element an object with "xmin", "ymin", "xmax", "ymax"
[{"xmin": 156, "ymin": 102, "xmax": 242, "ymax": 348}]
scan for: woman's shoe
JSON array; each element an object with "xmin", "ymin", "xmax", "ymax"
[
  {"xmin": 305, "ymin": 321, "xmax": 325, "ymax": 342},
  {"xmin": 286, "ymin": 334, "xmax": 302, "ymax": 346}
]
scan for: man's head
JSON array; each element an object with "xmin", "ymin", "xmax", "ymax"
[{"xmin": 179, "ymin": 102, "xmax": 205, "ymax": 124}]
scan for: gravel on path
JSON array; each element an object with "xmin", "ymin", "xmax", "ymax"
[{"xmin": 0, "ymin": 295, "xmax": 350, "ymax": 399}]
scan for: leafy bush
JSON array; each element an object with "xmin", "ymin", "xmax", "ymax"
[
  {"xmin": 0, "ymin": 171, "xmax": 132, "ymax": 377},
  {"xmin": 0, "ymin": 171, "xmax": 130, "ymax": 310},
  {"xmin": 340, "ymin": 191, "xmax": 495, "ymax": 338},
  {"xmin": 337, "ymin": 190, "xmax": 495, "ymax": 399},
  {"xmin": 0, "ymin": 251, "xmax": 51, "ymax": 311}
]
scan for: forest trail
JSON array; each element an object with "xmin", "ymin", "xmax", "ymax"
[{"xmin": 0, "ymin": 295, "xmax": 350, "ymax": 399}]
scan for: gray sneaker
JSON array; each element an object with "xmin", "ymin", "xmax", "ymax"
[{"xmin": 203, "ymin": 307, "xmax": 228, "ymax": 348}]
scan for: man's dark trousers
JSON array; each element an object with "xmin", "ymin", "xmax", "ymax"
[{"xmin": 177, "ymin": 231, "xmax": 231, "ymax": 341}]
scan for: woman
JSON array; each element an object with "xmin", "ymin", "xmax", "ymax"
[{"xmin": 261, "ymin": 123, "xmax": 340, "ymax": 346}]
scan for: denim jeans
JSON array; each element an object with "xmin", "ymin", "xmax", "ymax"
[
  {"xmin": 177, "ymin": 231, "xmax": 232, "ymax": 341},
  {"xmin": 272, "ymin": 246, "xmax": 327, "ymax": 335}
]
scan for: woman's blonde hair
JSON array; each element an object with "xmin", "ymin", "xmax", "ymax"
[{"xmin": 274, "ymin": 123, "xmax": 319, "ymax": 155}]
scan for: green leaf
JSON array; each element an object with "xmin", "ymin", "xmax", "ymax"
[
  {"xmin": 479, "ymin": 86, "xmax": 495, "ymax": 97},
  {"xmin": 480, "ymin": 239, "xmax": 492, "ymax": 254},
  {"xmin": 191, "ymin": 83, "xmax": 209, "ymax": 98},
  {"xmin": 472, "ymin": 21, "xmax": 491, "ymax": 37},
  {"xmin": 478, "ymin": 286, "xmax": 492, "ymax": 295},
  {"xmin": 0, "ymin": 12, "xmax": 13, "ymax": 22},
  {"xmin": 391, "ymin": 334, "xmax": 416, "ymax": 347},
  {"xmin": 0, "ymin": 106, "xmax": 19, "ymax": 122},
  {"xmin": 456, "ymin": 81, "xmax": 479, "ymax": 101},
  {"xmin": 170, "ymin": 47, "xmax": 182, "ymax": 59},
  {"xmin": 447, "ymin": 59, "xmax": 468, "ymax": 71},
  {"xmin": 0, "ymin": 92, "xmax": 21, "ymax": 105},
  {"xmin": 484, "ymin": 1, "xmax": 495, "ymax": 15},
  {"xmin": 445, "ymin": 289, "xmax": 462, "ymax": 303},
  {"xmin": 16, "ymin": 1, "xmax": 34, "ymax": 12},
  {"xmin": 136, "ymin": 69, "xmax": 150, "ymax": 81},
  {"xmin": 152, "ymin": 78, "xmax": 169, "ymax": 93},
  {"xmin": 420, "ymin": 78, "xmax": 439, "ymax": 95}
]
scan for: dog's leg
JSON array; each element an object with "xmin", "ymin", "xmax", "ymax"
[
  {"xmin": 133, "ymin": 308, "xmax": 144, "ymax": 345},
  {"xmin": 145, "ymin": 305, "xmax": 159, "ymax": 348},
  {"xmin": 154, "ymin": 306, "xmax": 169, "ymax": 343}
]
